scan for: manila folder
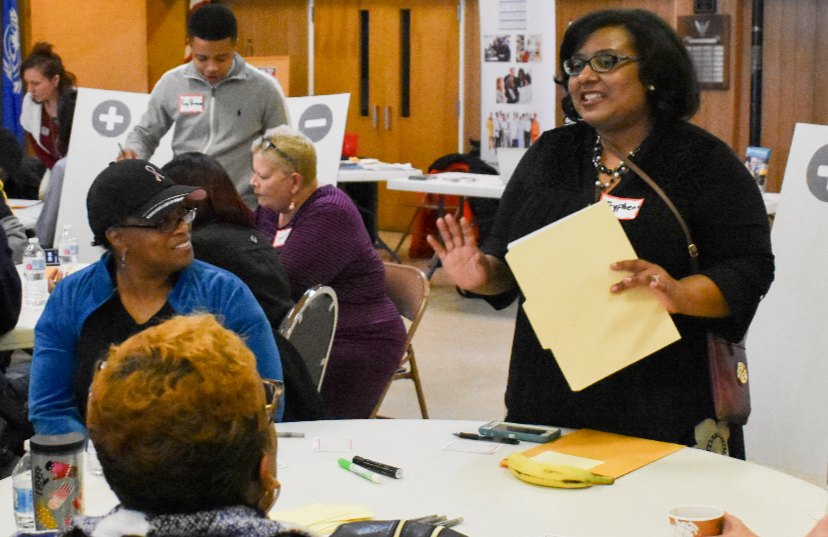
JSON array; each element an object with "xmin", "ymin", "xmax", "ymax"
[{"xmin": 505, "ymin": 201, "xmax": 680, "ymax": 391}]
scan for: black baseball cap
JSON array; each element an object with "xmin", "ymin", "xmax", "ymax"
[{"xmin": 87, "ymin": 159, "xmax": 206, "ymax": 245}]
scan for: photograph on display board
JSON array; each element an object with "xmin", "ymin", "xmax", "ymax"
[
  {"xmin": 484, "ymin": 35, "xmax": 512, "ymax": 61},
  {"xmin": 516, "ymin": 34, "xmax": 543, "ymax": 62},
  {"xmin": 488, "ymin": 110, "xmax": 540, "ymax": 150}
]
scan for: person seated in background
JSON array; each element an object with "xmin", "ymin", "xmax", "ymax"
[
  {"xmin": 20, "ymin": 42, "xmax": 76, "ymax": 172},
  {"xmin": 251, "ymin": 126, "xmax": 406, "ymax": 419},
  {"xmin": 161, "ymin": 152, "xmax": 323, "ymax": 421},
  {"xmin": 29, "ymin": 159, "xmax": 283, "ymax": 436},
  {"xmin": 35, "ymin": 88, "xmax": 77, "ymax": 248},
  {"xmin": 61, "ymin": 314, "xmax": 467, "ymax": 537},
  {"xmin": 0, "ymin": 128, "xmax": 29, "ymax": 263},
  {"xmin": 715, "ymin": 513, "xmax": 828, "ymax": 537}
]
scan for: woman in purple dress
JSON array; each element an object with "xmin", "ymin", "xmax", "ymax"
[{"xmin": 251, "ymin": 126, "xmax": 406, "ymax": 419}]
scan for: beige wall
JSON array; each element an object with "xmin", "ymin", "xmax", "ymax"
[{"xmin": 27, "ymin": 0, "xmax": 149, "ymax": 92}]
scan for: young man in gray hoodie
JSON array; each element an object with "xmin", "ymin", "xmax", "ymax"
[{"xmin": 121, "ymin": 4, "xmax": 289, "ymax": 207}]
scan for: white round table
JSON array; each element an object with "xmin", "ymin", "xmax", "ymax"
[{"xmin": 2, "ymin": 420, "xmax": 825, "ymax": 536}]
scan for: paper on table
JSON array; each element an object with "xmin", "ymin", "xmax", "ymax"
[
  {"xmin": 514, "ymin": 429, "xmax": 684, "ymax": 479},
  {"xmin": 271, "ymin": 503, "xmax": 374, "ymax": 535},
  {"xmin": 505, "ymin": 201, "xmax": 680, "ymax": 391}
]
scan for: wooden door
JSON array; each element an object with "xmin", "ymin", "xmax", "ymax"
[{"xmin": 314, "ymin": 0, "xmax": 460, "ymax": 231}]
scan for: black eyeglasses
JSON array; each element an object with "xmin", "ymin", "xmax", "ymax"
[
  {"xmin": 258, "ymin": 137, "xmax": 296, "ymax": 171},
  {"xmin": 563, "ymin": 53, "xmax": 640, "ymax": 76},
  {"xmin": 114, "ymin": 206, "xmax": 197, "ymax": 234},
  {"xmin": 262, "ymin": 378, "xmax": 284, "ymax": 422}
]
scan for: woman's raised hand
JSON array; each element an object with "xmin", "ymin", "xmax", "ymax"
[{"xmin": 426, "ymin": 214, "xmax": 491, "ymax": 291}]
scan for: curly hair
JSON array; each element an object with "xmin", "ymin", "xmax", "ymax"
[
  {"xmin": 558, "ymin": 9, "xmax": 700, "ymax": 124},
  {"xmin": 252, "ymin": 125, "xmax": 317, "ymax": 185},
  {"xmin": 87, "ymin": 314, "xmax": 273, "ymax": 513},
  {"xmin": 22, "ymin": 42, "xmax": 76, "ymax": 96}
]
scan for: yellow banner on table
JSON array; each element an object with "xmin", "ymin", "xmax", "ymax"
[{"xmin": 505, "ymin": 201, "xmax": 680, "ymax": 391}]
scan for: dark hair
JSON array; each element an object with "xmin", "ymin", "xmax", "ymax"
[
  {"xmin": 21, "ymin": 42, "xmax": 76, "ymax": 95},
  {"xmin": 558, "ymin": 9, "xmax": 700, "ymax": 123},
  {"xmin": 187, "ymin": 4, "xmax": 238, "ymax": 41},
  {"xmin": 56, "ymin": 89, "xmax": 77, "ymax": 157},
  {"xmin": 0, "ymin": 128, "xmax": 22, "ymax": 180},
  {"xmin": 161, "ymin": 152, "xmax": 254, "ymax": 229}
]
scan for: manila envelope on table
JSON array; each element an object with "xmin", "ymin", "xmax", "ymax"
[
  {"xmin": 513, "ymin": 429, "xmax": 684, "ymax": 479},
  {"xmin": 505, "ymin": 201, "xmax": 680, "ymax": 391}
]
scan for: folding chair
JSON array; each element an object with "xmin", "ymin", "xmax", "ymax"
[
  {"xmin": 278, "ymin": 285, "xmax": 338, "ymax": 391},
  {"xmin": 370, "ymin": 262, "xmax": 430, "ymax": 418}
]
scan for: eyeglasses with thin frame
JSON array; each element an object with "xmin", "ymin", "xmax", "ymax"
[
  {"xmin": 113, "ymin": 206, "xmax": 197, "ymax": 234},
  {"xmin": 563, "ymin": 53, "xmax": 640, "ymax": 76},
  {"xmin": 262, "ymin": 378, "xmax": 284, "ymax": 422},
  {"xmin": 258, "ymin": 137, "xmax": 296, "ymax": 171}
]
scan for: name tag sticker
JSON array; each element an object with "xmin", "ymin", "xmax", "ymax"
[
  {"xmin": 601, "ymin": 193, "xmax": 644, "ymax": 220},
  {"xmin": 273, "ymin": 228, "xmax": 292, "ymax": 248},
  {"xmin": 178, "ymin": 94, "xmax": 205, "ymax": 114}
]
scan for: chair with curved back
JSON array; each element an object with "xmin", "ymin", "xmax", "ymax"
[
  {"xmin": 370, "ymin": 262, "xmax": 430, "ymax": 418},
  {"xmin": 278, "ymin": 285, "xmax": 338, "ymax": 392}
]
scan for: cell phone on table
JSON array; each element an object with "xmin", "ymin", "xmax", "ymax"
[
  {"xmin": 478, "ymin": 420, "xmax": 561, "ymax": 443},
  {"xmin": 44, "ymin": 248, "xmax": 59, "ymax": 266}
]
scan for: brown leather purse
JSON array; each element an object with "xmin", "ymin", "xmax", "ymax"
[{"xmin": 604, "ymin": 142, "xmax": 752, "ymax": 425}]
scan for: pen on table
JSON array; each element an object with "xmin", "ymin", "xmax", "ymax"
[
  {"xmin": 352, "ymin": 455, "xmax": 403, "ymax": 479},
  {"xmin": 338, "ymin": 457, "xmax": 381, "ymax": 483},
  {"xmin": 453, "ymin": 432, "xmax": 519, "ymax": 445},
  {"xmin": 277, "ymin": 431, "xmax": 305, "ymax": 438}
]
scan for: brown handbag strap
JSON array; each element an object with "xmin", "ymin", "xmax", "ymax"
[{"xmin": 601, "ymin": 138, "xmax": 700, "ymax": 273}]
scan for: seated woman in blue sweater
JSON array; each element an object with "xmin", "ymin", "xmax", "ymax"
[{"xmin": 29, "ymin": 160, "xmax": 283, "ymax": 435}]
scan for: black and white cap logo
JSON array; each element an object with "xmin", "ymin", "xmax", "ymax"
[
  {"xmin": 297, "ymin": 104, "xmax": 333, "ymax": 142},
  {"xmin": 92, "ymin": 100, "xmax": 131, "ymax": 138},
  {"xmin": 806, "ymin": 144, "xmax": 828, "ymax": 202}
]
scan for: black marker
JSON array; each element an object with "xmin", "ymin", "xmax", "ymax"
[
  {"xmin": 352, "ymin": 456, "xmax": 403, "ymax": 479},
  {"xmin": 453, "ymin": 432, "xmax": 519, "ymax": 445}
]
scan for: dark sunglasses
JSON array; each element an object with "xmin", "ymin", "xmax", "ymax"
[
  {"xmin": 563, "ymin": 53, "xmax": 640, "ymax": 76},
  {"xmin": 113, "ymin": 206, "xmax": 197, "ymax": 234},
  {"xmin": 258, "ymin": 137, "xmax": 297, "ymax": 170}
]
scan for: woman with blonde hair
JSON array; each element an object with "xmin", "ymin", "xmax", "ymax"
[{"xmin": 251, "ymin": 126, "xmax": 405, "ymax": 419}]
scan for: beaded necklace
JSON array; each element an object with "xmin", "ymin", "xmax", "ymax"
[{"xmin": 592, "ymin": 136, "xmax": 640, "ymax": 200}]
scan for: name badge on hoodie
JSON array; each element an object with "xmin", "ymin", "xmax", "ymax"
[
  {"xmin": 601, "ymin": 193, "xmax": 645, "ymax": 220},
  {"xmin": 179, "ymin": 94, "xmax": 205, "ymax": 114}
]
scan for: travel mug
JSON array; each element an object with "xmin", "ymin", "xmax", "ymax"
[{"xmin": 30, "ymin": 432, "xmax": 85, "ymax": 530}]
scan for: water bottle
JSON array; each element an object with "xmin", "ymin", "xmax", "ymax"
[
  {"xmin": 12, "ymin": 441, "xmax": 35, "ymax": 530},
  {"xmin": 23, "ymin": 238, "xmax": 48, "ymax": 307},
  {"xmin": 57, "ymin": 224, "xmax": 79, "ymax": 278}
]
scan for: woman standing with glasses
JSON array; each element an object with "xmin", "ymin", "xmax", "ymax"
[
  {"xmin": 428, "ymin": 9, "xmax": 773, "ymax": 456},
  {"xmin": 29, "ymin": 160, "xmax": 284, "ymax": 436},
  {"xmin": 250, "ymin": 126, "xmax": 406, "ymax": 419}
]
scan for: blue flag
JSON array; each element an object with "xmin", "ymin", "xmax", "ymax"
[{"xmin": 1, "ymin": 0, "xmax": 23, "ymax": 142}]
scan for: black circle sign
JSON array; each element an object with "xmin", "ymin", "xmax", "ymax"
[
  {"xmin": 297, "ymin": 104, "xmax": 333, "ymax": 142},
  {"xmin": 806, "ymin": 143, "xmax": 828, "ymax": 202},
  {"xmin": 91, "ymin": 100, "xmax": 132, "ymax": 138}
]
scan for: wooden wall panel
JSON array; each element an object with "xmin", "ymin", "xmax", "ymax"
[
  {"xmin": 227, "ymin": 0, "xmax": 309, "ymax": 97},
  {"xmin": 147, "ymin": 0, "xmax": 188, "ymax": 90}
]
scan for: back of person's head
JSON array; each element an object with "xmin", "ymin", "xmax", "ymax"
[
  {"xmin": 21, "ymin": 42, "xmax": 76, "ymax": 94},
  {"xmin": 558, "ymin": 8, "xmax": 699, "ymax": 124},
  {"xmin": 187, "ymin": 4, "xmax": 238, "ymax": 42},
  {"xmin": 87, "ymin": 314, "xmax": 275, "ymax": 513},
  {"xmin": 162, "ymin": 152, "xmax": 254, "ymax": 228},
  {"xmin": 252, "ymin": 125, "xmax": 317, "ymax": 185},
  {"xmin": 0, "ymin": 128, "xmax": 22, "ymax": 181},
  {"xmin": 56, "ymin": 89, "xmax": 77, "ymax": 157}
]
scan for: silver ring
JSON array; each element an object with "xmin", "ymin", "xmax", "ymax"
[{"xmin": 650, "ymin": 274, "xmax": 661, "ymax": 285}]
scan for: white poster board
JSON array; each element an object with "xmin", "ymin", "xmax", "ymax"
[
  {"xmin": 745, "ymin": 123, "xmax": 828, "ymax": 483},
  {"xmin": 478, "ymin": 0, "xmax": 556, "ymax": 170},
  {"xmin": 286, "ymin": 93, "xmax": 350, "ymax": 186},
  {"xmin": 59, "ymin": 89, "xmax": 350, "ymax": 263}
]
